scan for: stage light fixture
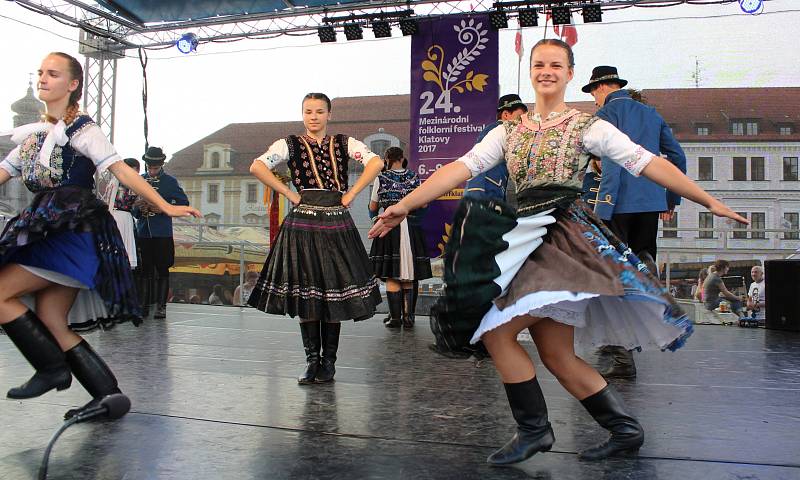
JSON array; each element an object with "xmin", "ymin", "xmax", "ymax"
[
  {"xmin": 518, "ymin": 9, "xmax": 539, "ymax": 28},
  {"xmin": 372, "ymin": 20, "xmax": 392, "ymax": 38},
  {"xmin": 551, "ymin": 6, "xmax": 572, "ymax": 26},
  {"xmin": 489, "ymin": 10, "xmax": 508, "ymax": 30},
  {"xmin": 344, "ymin": 24, "xmax": 363, "ymax": 41},
  {"xmin": 318, "ymin": 26, "xmax": 337, "ymax": 43},
  {"xmin": 739, "ymin": 0, "xmax": 763, "ymax": 14},
  {"xmin": 399, "ymin": 18, "xmax": 418, "ymax": 36},
  {"xmin": 176, "ymin": 33, "xmax": 198, "ymax": 54},
  {"xmin": 582, "ymin": 5, "xmax": 602, "ymax": 23}
]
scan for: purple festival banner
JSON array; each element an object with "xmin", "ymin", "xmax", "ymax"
[{"xmin": 410, "ymin": 14, "xmax": 499, "ymax": 258}]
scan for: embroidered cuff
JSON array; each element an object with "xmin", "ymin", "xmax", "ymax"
[{"xmin": 625, "ymin": 146, "xmax": 655, "ymax": 177}]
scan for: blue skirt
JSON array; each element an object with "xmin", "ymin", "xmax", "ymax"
[
  {"xmin": 10, "ymin": 231, "xmax": 100, "ymax": 288},
  {"xmin": 0, "ymin": 186, "xmax": 140, "ymax": 323}
]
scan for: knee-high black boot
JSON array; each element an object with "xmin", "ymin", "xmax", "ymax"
[
  {"xmin": 137, "ymin": 271, "xmax": 152, "ymax": 318},
  {"xmin": 488, "ymin": 377, "xmax": 555, "ymax": 466},
  {"xmin": 402, "ymin": 285, "xmax": 416, "ymax": 328},
  {"xmin": 385, "ymin": 291, "xmax": 403, "ymax": 329},
  {"xmin": 298, "ymin": 322, "xmax": 322, "ymax": 385},
  {"xmin": 316, "ymin": 322, "xmax": 341, "ymax": 383},
  {"xmin": 578, "ymin": 384, "xmax": 644, "ymax": 460},
  {"xmin": 154, "ymin": 273, "xmax": 170, "ymax": 319},
  {"xmin": 63, "ymin": 339, "xmax": 128, "ymax": 420},
  {"xmin": 2, "ymin": 310, "xmax": 72, "ymax": 399}
]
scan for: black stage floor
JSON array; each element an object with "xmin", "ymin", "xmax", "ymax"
[{"xmin": 1, "ymin": 304, "xmax": 798, "ymax": 480}]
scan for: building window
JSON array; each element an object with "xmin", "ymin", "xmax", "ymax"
[
  {"xmin": 784, "ymin": 213, "xmax": 799, "ymax": 240},
  {"xmin": 779, "ymin": 125, "xmax": 793, "ymax": 136},
  {"xmin": 205, "ymin": 213, "xmax": 220, "ymax": 225},
  {"xmin": 661, "ymin": 213, "xmax": 678, "ymax": 238},
  {"xmin": 698, "ymin": 157, "xmax": 713, "ymax": 181},
  {"xmin": 698, "ymin": 212, "xmax": 714, "ymax": 239},
  {"xmin": 370, "ymin": 140, "xmax": 391, "ymax": 158},
  {"xmin": 750, "ymin": 212, "xmax": 766, "ymax": 239},
  {"xmin": 746, "ymin": 121, "xmax": 758, "ymax": 136},
  {"xmin": 246, "ymin": 183, "xmax": 258, "ymax": 203},
  {"xmin": 732, "ymin": 157, "xmax": 747, "ymax": 181},
  {"xmin": 750, "ymin": 157, "xmax": 765, "ymax": 181},
  {"xmin": 784, "ymin": 157, "xmax": 799, "ymax": 181},
  {"xmin": 208, "ymin": 184, "xmax": 219, "ymax": 203},
  {"xmin": 732, "ymin": 212, "xmax": 748, "ymax": 239},
  {"xmin": 696, "ymin": 125, "xmax": 710, "ymax": 136},
  {"xmin": 731, "ymin": 121, "xmax": 744, "ymax": 136},
  {"xmin": 210, "ymin": 151, "xmax": 221, "ymax": 169}
]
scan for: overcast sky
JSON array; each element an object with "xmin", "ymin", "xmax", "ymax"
[{"xmin": 0, "ymin": 0, "xmax": 798, "ymax": 161}]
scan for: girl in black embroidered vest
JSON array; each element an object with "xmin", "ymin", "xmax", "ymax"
[{"xmin": 248, "ymin": 92, "xmax": 384, "ymax": 385}]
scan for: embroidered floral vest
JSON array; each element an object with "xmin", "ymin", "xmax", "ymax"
[
  {"xmin": 17, "ymin": 115, "xmax": 98, "ymax": 192},
  {"xmin": 285, "ymin": 134, "xmax": 350, "ymax": 191},
  {"xmin": 376, "ymin": 169, "xmax": 420, "ymax": 210},
  {"xmin": 504, "ymin": 109, "xmax": 597, "ymax": 194}
]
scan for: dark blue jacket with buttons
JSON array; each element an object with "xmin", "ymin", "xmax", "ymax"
[
  {"xmin": 583, "ymin": 89, "xmax": 687, "ymax": 220},
  {"xmin": 463, "ymin": 121, "xmax": 509, "ymax": 200},
  {"xmin": 134, "ymin": 170, "xmax": 189, "ymax": 238}
]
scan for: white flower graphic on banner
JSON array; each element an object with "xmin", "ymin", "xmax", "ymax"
[{"xmin": 421, "ymin": 18, "xmax": 490, "ymax": 94}]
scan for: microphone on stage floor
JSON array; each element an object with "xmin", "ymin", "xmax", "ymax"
[
  {"xmin": 73, "ymin": 393, "xmax": 131, "ymax": 423},
  {"xmin": 38, "ymin": 394, "xmax": 131, "ymax": 480}
]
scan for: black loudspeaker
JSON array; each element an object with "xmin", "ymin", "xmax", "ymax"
[{"xmin": 764, "ymin": 260, "xmax": 800, "ymax": 332}]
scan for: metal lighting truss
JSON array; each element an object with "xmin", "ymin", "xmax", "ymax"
[{"xmin": 10, "ymin": 1, "xmax": 740, "ymax": 50}]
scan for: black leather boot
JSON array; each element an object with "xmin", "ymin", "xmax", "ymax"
[
  {"xmin": 137, "ymin": 272, "xmax": 152, "ymax": 318},
  {"xmin": 2, "ymin": 310, "xmax": 72, "ymax": 399},
  {"xmin": 402, "ymin": 287, "xmax": 415, "ymax": 328},
  {"xmin": 487, "ymin": 377, "xmax": 555, "ymax": 466},
  {"xmin": 298, "ymin": 322, "xmax": 321, "ymax": 385},
  {"xmin": 63, "ymin": 339, "xmax": 127, "ymax": 420},
  {"xmin": 599, "ymin": 347, "xmax": 637, "ymax": 379},
  {"xmin": 385, "ymin": 291, "xmax": 403, "ymax": 329},
  {"xmin": 316, "ymin": 322, "xmax": 341, "ymax": 383},
  {"xmin": 578, "ymin": 384, "xmax": 644, "ymax": 460},
  {"xmin": 154, "ymin": 274, "xmax": 169, "ymax": 319}
]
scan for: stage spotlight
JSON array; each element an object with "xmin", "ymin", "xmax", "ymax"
[
  {"xmin": 399, "ymin": 18, "xmax": 418, "ymax": 36},
  {"xmin": 176, "ymin": 33, "xmax": 198, "ymax": 54},
  {"xmin": 518, "ymin": 9, "xmax": 538, "ymax": 28},
  {"xmin": 372, "ymin": 20, "xmax": 392, "ymax": 38},
  {"xmin": 318, "ymin": 26, "xmax": 337, "ymax": 43},
  {"xmin": 344, "ymin": 24, "xmax": 363, "ymax": 41},
  {"xmin": 582, "ymin": 5, "xmax": 602, "ymax": 23},
  {"xmin": 489, "ymin": 10, "xmax": 508, "ymax": 30},
  {"xmin": 739, "ymin": 0, "xmax": 763, "ymax": 14},
  {"xmin": 551, "ymin": 6, "xmax": 572, "ymax": 26}
]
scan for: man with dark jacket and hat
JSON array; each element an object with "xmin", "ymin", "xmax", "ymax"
[
  {"xmin": 582, "ymin": 66, "xmax": 687, "ymax": 379},
  {"xmin": 464, "ymin": 94, "xmax": 528, "ymax": 200},
  {"xmin": 134, "ymin": 146, "xmax": 190, "ymax": 319}
]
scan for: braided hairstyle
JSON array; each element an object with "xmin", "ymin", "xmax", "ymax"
[{"xmin": 44, "ymin": 52, "xmax": 83, "ymax": 125}]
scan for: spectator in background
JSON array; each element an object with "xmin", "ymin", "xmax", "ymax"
[
  {"xmin": 208, "ymin": 284, "xmax": 225, "ymax": 306},
  {"xmin": 692, "ymin": 268, "xmax": 709, "ymax": 302},
  {"xmin": 703, "ymin": 260, "xmax": 745, "ymax": 317},
  {"xmin": 234, "ymin": 271, "xmax": 260, "ymax": 306},
  {"xmin": 747, "ymin": 265, "xmax": 766, "ymax": 323}
]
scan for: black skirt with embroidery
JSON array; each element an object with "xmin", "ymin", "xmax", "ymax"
[{"xmin": 248, "ymin": 190, "xmax": 381, "ymax": 322}]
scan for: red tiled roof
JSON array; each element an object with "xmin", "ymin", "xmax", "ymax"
[
  {"xmin": 167, "ymin": 88, "xmax": 800, "ymax": 176},
  {"xmin": 641, "ymin": 87, "xmax": 800, "ymax": 142}
]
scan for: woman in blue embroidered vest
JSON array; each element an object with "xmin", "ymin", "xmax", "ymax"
[
  {"xmin": 0, "ymin": 52, "xmax": 200, "ymax": 420},
  {"xmin": 248, "ymin": 92, "xmax": 384, "ymax": 385},
  {"xmin": 368, "ymin": 147, "xmax": 432, "ymax": 328},
  {"xmin": 370, "ymin": 40, "xmax": 748, "ymax": 466}
]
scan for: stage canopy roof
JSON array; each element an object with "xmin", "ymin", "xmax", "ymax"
[{"xmin": 10, "ymin": 0, "xmax": 734, "ymax": 50}]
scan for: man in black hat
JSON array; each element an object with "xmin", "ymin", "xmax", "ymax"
[
  {"xmin": 134, "ymin": 146, "xmax": 190, "ymax": 319},
  {"xmin": 581, "ymin": 66, "xmax": 687, "ymax": 379},
  {"xmin": 463, "ymin": 94, "xmax": 528, "ymax": 200}
]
